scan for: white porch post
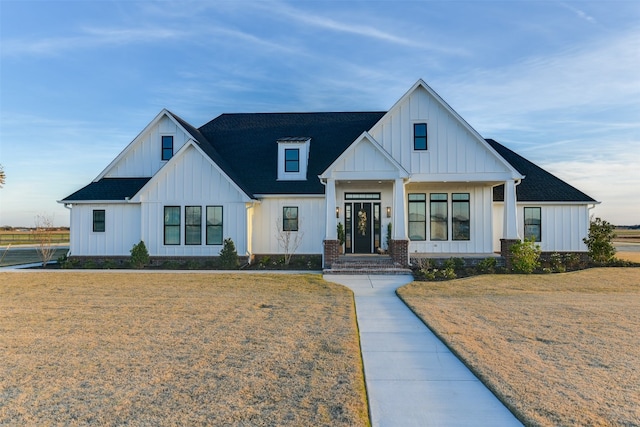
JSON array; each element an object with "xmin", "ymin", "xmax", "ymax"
[
  {"xmin": 503, "ymin": 179, "xmax": 520, "ymax": 239},
  {"xmin": 392, "ymin": 178, "xmax": 407, "ymax": 239},
  {"xmin": 325, "ymin": 178, "xmax": 337, "ymax": 240}
]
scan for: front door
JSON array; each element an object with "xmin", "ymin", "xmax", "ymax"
[
  {"xmin": 353, "ymin": 202, "xmax": 372, "ymax": 253},
  {"xmin": 345, "ymin": 202, "xmax": 381, "ymax": 254}
]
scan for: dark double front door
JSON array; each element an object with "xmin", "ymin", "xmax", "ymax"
[{"xmin": 344, "ymin": 202, "xmax": 381, "ymax": 254}]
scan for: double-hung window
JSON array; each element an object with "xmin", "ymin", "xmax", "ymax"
[
  {"xmin": 161, "ymin": 136, "xmax": 173, "ymax": 161},
  {"xmin": 408, "ymin": 194, "xmax": 426, "ymax": 241},
  {"xmin": 164, "ymin": 206, "xmax": 180, "ymax": 245},
  {"xmin": 283, "ymin": 207, "xmax": 298, "ymax": 231},
  {"xmin": 452, "ymin": 193, "xmax": 470, "ymax": 240},
  {"xmin": 93, "ymin": 210, "xmax": 105, "ymax": 232},
  {"xmin": 430, "ymin": 193, "xmax": 448, "ymax": 241},
  {"xmin": 185, "ymin": 206, "xmax": 202, "ymax": 245},
  {"xmin": 524, "ymin": 207, "xmax": 542, "ymax": 242},
  {"xmin": 284, "ymin": 149, "xmax": 300, "ymax": 173},
  {"xmin": 206, "ymin": 206, "xmax": 223, "ymax": 245},
  {"xmin": 414, "ymin": 123, "xmax": 427, "ymax": 150}
]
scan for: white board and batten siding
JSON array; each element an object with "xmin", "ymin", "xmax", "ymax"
[
  {"xmin": 69, "ymin": 204, "xmax": 141, "ymax": 256},
  {"xmin": 369, "ymin": 85, "xmax": 513, "ymax": 180},
  {"xmin": 406, "ymin": 183, "xmax": 495, "ymax": 255},
  {"xmin": 251, "ymin": 197, "xmax": 326, "ymax": 255},
  {"xmin": 137, "ymin": 144, "xmax": 250, "ymax": 256},
  {"xmin": 492, "ymin": 203, "xmax": 590, "ymax": 252},
  {"xmin": 104, "ymin": 115, "xmax": 192, "ymax": 178}
]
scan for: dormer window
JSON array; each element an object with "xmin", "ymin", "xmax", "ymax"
[
  {"xmin": 161, "ymin": 135, "xmax": 174, "ymax": 160},
  {"xmin": 285, "ymin": 149, "xmax": 300, "ymax": 172},
  {"xmin": 277, "ymin": 137, "xmax": 310, "ymax": 181}
]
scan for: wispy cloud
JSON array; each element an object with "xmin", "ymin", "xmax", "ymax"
[
  {"xmin": 1, "ymin": 26, "xmax": 186, "ymax": 57},
  {"xmin": 560, "ymin": 2, "xmax": 597, "ymax": 24},
  {"xmin": 259, "ymin": 1, "xmax": 468, "ymax": 56}
]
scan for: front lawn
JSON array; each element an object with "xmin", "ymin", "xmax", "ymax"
[
  {"xmin": 0, "ymin": 272, "xmax": 368, "ymax": 426},
  {"xmin": 398, "ymin": 268, "xmax": 640, "ymax": 427}
]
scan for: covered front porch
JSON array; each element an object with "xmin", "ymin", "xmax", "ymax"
[{"xmin": 321, "ymin": 177, "xmax": 522, "ymax": 269}]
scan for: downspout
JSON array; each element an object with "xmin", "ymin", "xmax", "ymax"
[{"xmin": 63, "ymin": 203, "xmax": 72, "ymax": 257}]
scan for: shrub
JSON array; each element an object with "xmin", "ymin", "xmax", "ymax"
[
  {"xmin": 510, "ymin": 237, "xmax": 541, "ymax": 274},
  {"xmin": 583, "ymin": 217, "xmax": 616, "ymax": 264},
  {"xmin": 102, "ymin": 259, "xmax": 117, "ymax": 269},
  {"xmin": 130, "ymin": 240, "xmax": 150, "ymax": 269},
  {"xmin": 444, "ymin": 257, "xmax": 465, "ymax": 272},
  {"xmin": 550, "ymin": 252, "xmax": 566, "ymax": 273},
  {"xmin": 218, "ymin": 238, "xmax": 239, "ymax": 269},
  {"xmin": 337, "ymin": 222, "xmax": 345, "ymax": 246},
  {"xmin": 476, "ymin": 257, "xmax": 497, "ymax": 274}
]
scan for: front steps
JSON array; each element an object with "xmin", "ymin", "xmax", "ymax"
[{"xmin": 323, "ymin": 255, "xmax": 413, "ymax": 275}]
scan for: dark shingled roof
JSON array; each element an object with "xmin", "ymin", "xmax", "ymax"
[
  {"xmin": 62, "ymin": 178, "xmax": 150, "ymax": 202},
  {"xmin": 198, "ymin": 112, "xmax": 387, "ymax": 195},
  {"xmin": 61, "ymin": 113, "xmax": 596, "ymax": 205},
  {"xmin": 487, "ymin": 139, "xmax": 596, "ymax": 202}
]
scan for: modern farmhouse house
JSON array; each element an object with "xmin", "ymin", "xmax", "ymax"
[{"xmin": 59, "ymin": 80, "xmax": 597, "ymax": 267}]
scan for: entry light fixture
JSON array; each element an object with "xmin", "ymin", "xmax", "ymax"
[
  {"xmin": 386, "ymin": 206, "xmax": 391, "ymax": 218},
  {"xmin": 336, "ymin": 206, "xmax": 340, "ymax": 218}
]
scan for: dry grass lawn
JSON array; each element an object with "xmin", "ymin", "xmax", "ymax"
[
  {"xmin": 617, "ymin": 251, "xmax": 640, "ymax": 263},
  {"xmin": 398, "ymin": 268, "xmax": 640, "ymax": 427},
  {"xmin": 0, "ymin": 272, "xmax": 368, "ymax": 426}
]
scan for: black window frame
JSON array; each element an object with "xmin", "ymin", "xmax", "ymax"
[
  {"xmin": 164, "ymin": 206, "xmax": 181, "ymax": 245},
  {"xmin": 206, "ymin": 206, "xmax": 223, "ymax": 245},
  {"xmin": 408, "ymin": 193, "xmax": 426, "ymax": 241},
  {"xmin": 452, "ymin": 193, "xmax": 470, "ymax": 241},
  {"xmin": 185, "ymin": 206, "xmax": 202, "ymax": 245},
  {"xmin": 284, "ymin": 148, "xmax": 300, "ymax": 173},
  {"xmin": 524, "ymin": 207, "xmax": 542, "ymax": 242},
  {"xmin": 430, "ymin": 193, "xmax": 448, "ymax": 241},
  {"xmin": 161, "ymin": 135, "xmax": 174, "ymax": 161},
  {"xmin": 92, "ymin": 209, "xmax": 105, "ymax": 232},
  {"xmin": 413, "ymin": 123, "xmax": 427, "ymax": 150},
  {"xmin": 283, "ymin": 206, "xmax": 299, "ymax": 232}
]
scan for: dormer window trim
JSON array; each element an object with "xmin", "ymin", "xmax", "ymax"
[{"xmin": 277, "ymin": 137, "xmax": 310, "ymax": 181}]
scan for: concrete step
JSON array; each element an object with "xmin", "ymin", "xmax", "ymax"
[{"xmin": 324, "ymin": 256, "xmax": 413, "ymax": 275}]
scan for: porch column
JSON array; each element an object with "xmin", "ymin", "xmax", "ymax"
[
  {"xmin": 323, "ymin": 178, "xmax": 339, "ymax": 268},
  {"xmin": 325, "ymin": 178, "xmax": 337, "ymax": 240},
  {"xmin": 502, "ymin": 179, "xmax": 520, "ymax": 239},
  {"xmin": 501, "ymin": 179, "xmax": 521, "ymax": 268},
  {"xmin": 390, "ymin": 178, "xmax": 409, "ymax": 267},
  {"xmin": 392, "ymin": 178, "xmax": 407, "ymax": 239}
]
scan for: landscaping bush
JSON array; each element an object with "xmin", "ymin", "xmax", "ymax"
[
  {"xmin": 218, "ymin": 238, "xmax": 239, "ymax": 269},
  {"xmin": 130, "ymin": 241, "xmax": 150, "ymax": 269},
  {"xmin": 510, "ymin": 237, "xmax": 541, "ymax": 274},
  {"xmin": 476, "ymin": 257, "xmax": 497, "ymax": 274},
  {"xmin": 583, "ymin": 217, "xmax": 616, "ymax": 264}
]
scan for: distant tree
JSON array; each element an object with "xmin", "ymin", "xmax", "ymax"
[
  {"xmin": 583, "ymin": 217, "xmax": 616, "ymax": 264},
  {"xmin": 34, "ymin": 214, "xmax": 56, "ymax": 267},
  {"xmin": 0, "ymin": 164, "xmax": 5, "ymax": 188}
]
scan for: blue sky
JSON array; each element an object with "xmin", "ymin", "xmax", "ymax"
[{"xmin": 1, "ymin": 0, "xmax": 638, "ymax": 227}]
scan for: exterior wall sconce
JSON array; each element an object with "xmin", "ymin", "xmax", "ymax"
[
  {"xmin": 336, "ymin": 206, "xmax": 340, "ymax": 218},
  {"xmin": 386, "ymin": 206, "xmax": 391, "ymax": 218}
]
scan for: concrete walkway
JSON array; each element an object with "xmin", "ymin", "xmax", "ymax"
[{"xmin": 324, "ymin": 274, "xmax": 523, "ymax": 427}]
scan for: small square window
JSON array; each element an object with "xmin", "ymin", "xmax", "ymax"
[
  {"xmin": 93, "ymin": 210, "xmax": 105, "ymax": 232},
  {"xmin": 162, "ymin": 136, "xmax": 173, "ymax": 161},
  {"xmin": 285, "ymin": 149, "xmax": 300, "ymax": 172},
  {"xmin": 414, "ymin": 123, "xmax": 427, "ymax": 150}
]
